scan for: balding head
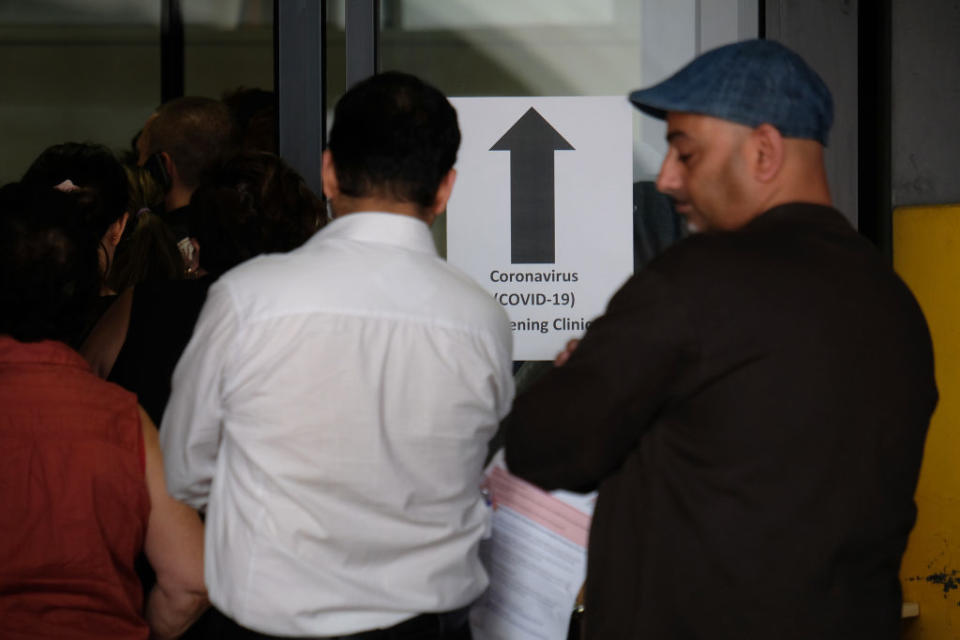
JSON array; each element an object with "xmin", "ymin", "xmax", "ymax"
[
  {"xmin": 653, "ymin": 112, "xmax": 831, "ymax": 233},
  {"xmin": 631, "ymin": 40, "xmax": 833, "ymax": 232},
  {"xmin": 139, "ymin": 97, "xmax": 238, "ymax": 191}
]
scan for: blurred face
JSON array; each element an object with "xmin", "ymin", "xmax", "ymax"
[{"xmin": 655, "ymin": 112, "xmax": 752, "ymax": 233}]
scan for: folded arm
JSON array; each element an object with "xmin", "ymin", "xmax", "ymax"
[{"xmin": 504, "ymin": 270, "xmax": 697, "ymax": 492}]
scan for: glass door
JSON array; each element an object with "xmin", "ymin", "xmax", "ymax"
[{"xmin": 375, "ymin": 0, "xmax": 758, "ymax": 264}]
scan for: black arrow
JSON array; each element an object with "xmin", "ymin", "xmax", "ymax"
[{"xmin": 491, "ymin": 107, "xmax": 574, "ymax": 264}]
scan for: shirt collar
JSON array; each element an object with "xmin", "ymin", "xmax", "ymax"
[
  {"xmin": 310, "ymin": 211, "xmax": 439, "ymax": 256},
  {"xmin": 0, "ymin": 336, "xmax": 91, "ymax": 370}
]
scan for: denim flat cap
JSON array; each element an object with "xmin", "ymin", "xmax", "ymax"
[{"xmin": 629, "ymin": 39, "xmax": 833, "ymax": 145}]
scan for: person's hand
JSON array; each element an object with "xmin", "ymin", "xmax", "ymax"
[{"xmin": 554, "ymin": 339, "xmax": 580, "ymax": 367}]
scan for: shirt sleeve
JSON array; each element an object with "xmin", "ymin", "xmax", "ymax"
[
  {"xmin": 491, "ymin": 312, "xmax": 517, "ymax": 421},
  {"xmin": 159, "ymin": 281, "xmax": 239, "ymax": 510},
  {"xmin": 503, "ymin": 268, "xmax": 698, "ymax": 492}
]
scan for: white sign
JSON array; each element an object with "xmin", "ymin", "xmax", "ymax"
[{"xmin": 448, "ymin": 96, "xmax": 634, "ymax": 361}]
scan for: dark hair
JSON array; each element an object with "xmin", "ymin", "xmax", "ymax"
[
  {"xmin": 21, "ymin": 142, "xmax": 130, "ymax": 240},
  {"xmin": 0, "ymin": 183, "xmax": 101, "ymax": 344},
  {"xmin": 105, "ymin": 164, "xmax": 185, "ymax": 291},
  {"xmin": 190, "ymin": 151, "xmax": 324, "ymax": 277},
  {"xmin": 327, "ymin": 71, "xmax": 460, "ymax": 209},
  {"xmin": 222, "ymin": 87, "xmax": 277, "ymax": 153},
  {"xmin": 143, "ymin": 97, "xmax": 239, "ymax": 188},
  {"xmin": 108, "ymin": 212, "xmax": 185, "ymax": 289}
]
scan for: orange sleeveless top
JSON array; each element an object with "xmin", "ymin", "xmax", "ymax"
[{"xmin": 0, "ymin": 337, "xmax": 151, "ymax": 639}]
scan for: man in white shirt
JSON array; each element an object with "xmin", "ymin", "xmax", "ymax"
[{"xmin": 160, "ymin": 71, "xmax": 515, "ymax": 639}]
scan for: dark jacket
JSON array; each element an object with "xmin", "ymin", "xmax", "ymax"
[{"xmin": 505, "ymin": 203, "xmax": 937, "ymax": 639}]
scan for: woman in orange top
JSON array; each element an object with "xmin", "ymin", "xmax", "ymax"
[{"xmin": 0, "ymin": 184, "xmax": 207, "ymax": 639}]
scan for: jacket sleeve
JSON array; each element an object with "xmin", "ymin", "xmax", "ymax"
[
  {"xmin": 504, "ymin": 269, "xmax": 697, "ymax": 492},
  {"xmin": 159, "ymin": 281, "xmax": 239, "ymax": 510}
]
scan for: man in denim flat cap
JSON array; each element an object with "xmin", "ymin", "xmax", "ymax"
[{"xmin": 504, "ymin": 40, "xmax": 936, "ymax": 639}]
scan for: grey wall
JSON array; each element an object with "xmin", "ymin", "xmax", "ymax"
[
  {"xmin": 766, "ymin": 0, "xmax": 859, "ymax": 227},
  {"xmin": 891, "ymin": 0, "xmax": 960, "ymax": 208}
]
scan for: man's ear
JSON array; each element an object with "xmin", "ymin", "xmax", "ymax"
[
  {"xmin": 159, "ymin": 151, "xmax": 176, "ymax": 187},
  {"xmin": 321, "ymin": 150, "xmax": 339, "ymax": 201},
  {"xmin": 751, "ymin": 123, "xmax": 785, "ymax": 183},
  {"xmin": 430, "ymin": 168, "xmax": 457, "ymax": 216}
]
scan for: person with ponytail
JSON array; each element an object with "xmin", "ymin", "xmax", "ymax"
[
  {"xmin": 21, "ymin": 142, "xmax": 132, "ymax": 295},
  {"xmin": 106, "ymin": 163, "xmax": 186, "ymax": 292},
  {"xmin": 81, "ymin": 151, "xmax": 324, "ymax": 426},
  {"xmin": 0, "ymin": 183, "xmax": 208, "ymax": 639}
]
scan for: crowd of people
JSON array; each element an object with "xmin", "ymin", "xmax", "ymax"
[
  {"xmin": 0, "ymin": 87, "xmax": 326, "ymax": 639},
  {"xmin": 0, "ymin": 40, "xmax": 938, "ymax": 640}
]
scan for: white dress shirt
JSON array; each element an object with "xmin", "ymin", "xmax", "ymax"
[{"xmin": 160, "ymin": 212, "xmax": 514, "ymax": 636}]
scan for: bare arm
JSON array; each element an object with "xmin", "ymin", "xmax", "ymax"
[
  {"xmin": 79, "ymin": 286, "xmax": 134, "ymax": 379},
  {"xmin": 140, "ymin": 407, "xmax": 209, "ymax": 638}
]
